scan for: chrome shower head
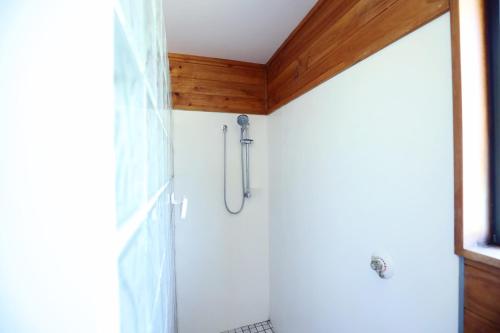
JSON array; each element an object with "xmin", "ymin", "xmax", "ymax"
[{"xmin": 237, "ymin": 114, "xmax": 249, "ymax": 128}]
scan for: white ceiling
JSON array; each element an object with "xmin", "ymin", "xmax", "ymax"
[{"xmin": 165, "ymin": 0, "xmax": 318, "ymax": 64}]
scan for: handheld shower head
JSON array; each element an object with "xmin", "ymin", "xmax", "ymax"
[{"xmin": 237, "ymin": 114, "xmax": 249, "ymax": 128}]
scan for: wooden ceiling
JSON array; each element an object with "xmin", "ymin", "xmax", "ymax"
[{"xmin": 169, "ymin": 0, "xmax": 450, "ymax": 115}]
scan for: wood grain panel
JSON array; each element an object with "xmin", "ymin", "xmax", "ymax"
[
  {"xmin": 450, "ymin": 0, "xmax": 465, "ymax": 257},
  {"xmin": 465, "ymin": 309, "xmax": 500, "ymax": 333},
  {"xmin": 465, "ymin": 260, "xmax": 500, "ymax": 327},
  {"xmin": 169, "ymin": 53, "xmax": 266, "ymax": 114},
  {"xmin": 266, "ymin": 0, "xmax": 449, "ymax": 113},
  {"xmin": 172, "ymin": 92, "xmax": 265, "ymax": 114}
]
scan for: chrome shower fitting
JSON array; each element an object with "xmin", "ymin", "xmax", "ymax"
[{"xmin": 222, "ymin": 114, "xmax": 253, "ymax": 214}]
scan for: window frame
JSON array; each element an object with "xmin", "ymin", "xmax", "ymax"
[{"xmin": 451, "ymin": 0, "xmax": 500, "ymax": 268}]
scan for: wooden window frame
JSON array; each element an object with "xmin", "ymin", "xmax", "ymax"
[{"xmin": 451, "ymin": 0, "xmax": 500, "ymax": 268}]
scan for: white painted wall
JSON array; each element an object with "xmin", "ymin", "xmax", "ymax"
[
  {"xmin": 173, "ymin": 111, "xmax": 270, "ymax": 333},
  {"xmin": 268, "ymin": 14, "xmax": 458, "ymax": 333},
  {"xmin": 0, "ymin": 1, "xmax": 118, "ymax": 332}
]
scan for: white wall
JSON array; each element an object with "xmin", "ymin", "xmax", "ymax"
[
  {"xmin": 173, "ymin": 111, "xmax": 270, "ymax": 333},
  {"xmin": 0, "ymin": 1, "xmax": 118, "ymax": 332},
  {"xmin": 268, "ymin": 14, "xmax": 458, "ymax": 333}
]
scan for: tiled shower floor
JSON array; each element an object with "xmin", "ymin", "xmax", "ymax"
[{"xmin": 221, "ymin": 320, "xmax": 274, "ymax": 333}]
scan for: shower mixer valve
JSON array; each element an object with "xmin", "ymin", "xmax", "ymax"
[{"xmin": 370, "ymin": 252, "xmax": 394, "ymax": 279}]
